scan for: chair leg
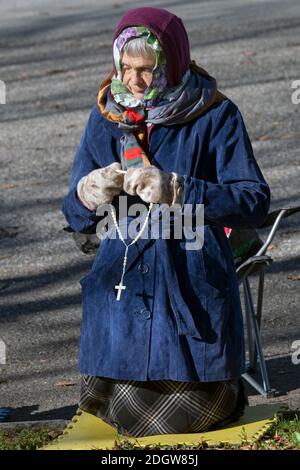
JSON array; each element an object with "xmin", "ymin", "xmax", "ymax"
[
  {"xmin": 243, "ymin": 277, "xmax": 273, "ymax": 396},
  {"xmin": 243, "ymin": 280, "xmax": 255, "ymax": 369},
  {"xmin": 252, "ymin": 271, "xmax": 265, "ymax": 369},
  {"xmin": 241, "ymin": 372, "xmax": 270, "ymax": 397}
]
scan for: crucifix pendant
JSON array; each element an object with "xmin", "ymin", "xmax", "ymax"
[{"xmin": 115, "ymin": 281, "xmax": 126, "ymax": 301}]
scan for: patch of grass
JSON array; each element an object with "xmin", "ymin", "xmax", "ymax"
[
  {"xmin": 0, "ymin": 428, "xmax": 61, "ymax": 450},
  {"xmin": 253, "ymin": 412, "xmax": 300, "ymax": 450}
]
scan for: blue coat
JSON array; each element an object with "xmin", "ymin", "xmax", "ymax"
[{"xmin": 62, "ymin": 98, "xmax": 270, "ymax": 382}]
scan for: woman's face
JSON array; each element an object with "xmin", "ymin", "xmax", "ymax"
[{"xmin": 121, "ymin": 51, "xmax": 156, "ymax": 100}]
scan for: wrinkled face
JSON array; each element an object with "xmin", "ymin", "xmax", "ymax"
[{"xmin": 121, "ymin": 51, "xmax": 156, "ymax": 100}]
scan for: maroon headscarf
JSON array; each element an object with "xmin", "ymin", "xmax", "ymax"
[{"xmin": 113, "ymin": 7, "xmax": 191, "ymax": 87}]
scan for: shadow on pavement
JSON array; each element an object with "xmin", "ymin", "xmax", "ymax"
[{"xmin": 6, "ymin": 404, "xmax": 78, "ymax": 422}]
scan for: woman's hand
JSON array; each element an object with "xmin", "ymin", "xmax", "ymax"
[
  {"xmin": 77, "ymin": 162, "xmax": 124, "ymax": 211},
  {"xmin": 123, "ymin": 165, "xmax": 184, "ymax": 205}
]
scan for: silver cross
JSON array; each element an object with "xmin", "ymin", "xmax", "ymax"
[{"xmin": 115, "ymin": 281, "xmax": 126, "ymax": 301}]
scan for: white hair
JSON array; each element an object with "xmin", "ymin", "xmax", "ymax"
[{"xmin": 122, "ymin": 36, "xmax": 156, "ymax": 60}]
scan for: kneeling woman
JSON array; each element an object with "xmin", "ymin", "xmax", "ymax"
[{"xmin": 62, "ymin": 6, "xmax": 270, "ymax": 437}]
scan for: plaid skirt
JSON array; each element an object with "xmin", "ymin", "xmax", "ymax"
[{"xmin": 79, "ymin": 375, "xmax": 246, "ymax": 437}]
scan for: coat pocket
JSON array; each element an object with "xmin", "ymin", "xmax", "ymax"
[
  {"xmin": 188, "ymin": 278, "xmax": 231, "ymax": 343},
  {"xmin": 204, "ymin": 281, "xmax": 231, "ymax": 351},
  {"xmin": 201, "ymin": 225, "xmax": 231, "ymax": 291}
]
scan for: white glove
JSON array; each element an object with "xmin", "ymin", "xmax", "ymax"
[
  {"xmin": 123, "ymin": 165, "xmax": 184, "ymax": 205},
  {"xmin": 77, "ymin": 162, "xmax": 124, "ymax": 211}
]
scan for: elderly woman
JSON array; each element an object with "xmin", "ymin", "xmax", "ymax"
[{"xmin": 62, "ymin": 7, "xmax": 270, "ymax": 437}]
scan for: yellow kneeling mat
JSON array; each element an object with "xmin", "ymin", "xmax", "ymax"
[{"xmin": 41, "ymin": 404, "xmax": 283, "ymax": 450}]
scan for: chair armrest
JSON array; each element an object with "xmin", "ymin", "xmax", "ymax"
[
  {"xmin": 260, "ymin": 206, "xmax": 300, "ymax": 228},
  {"xmin": 236, "ymin": 255, "xmax": 273, "ymax": 283}
]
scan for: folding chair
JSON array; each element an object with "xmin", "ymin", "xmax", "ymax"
[
  {"xmin": 64, "ymin": 205, "xmax": 300, "ymax": 398},
  {"xmin": 226, "ymin": 206, "xmax": 300, "ymax": 397}
]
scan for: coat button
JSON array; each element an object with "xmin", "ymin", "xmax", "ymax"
[
  {"xmin": 139, "ymin": 308, "xmax": 152, "ymax": 320},
  {"xmin": 138, "ymin": 263, "xmax": 149, "ymax": 274}
]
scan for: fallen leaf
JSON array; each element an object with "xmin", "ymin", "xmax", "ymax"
[
  {"xmin": 287, "ymin": 274, "xmax": 300, "ymax": 281},
  {"xmin": 257, "ymin": 134, "xmax": 271, "ymax": 141},
  {"xmin": 54, "ymin": 380, "xmax": 77, "ymax": 387}
]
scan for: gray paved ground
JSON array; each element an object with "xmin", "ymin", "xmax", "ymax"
[{"xmin": 0, "ymin": 0, "xmax": 299, "ymax": 422}]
